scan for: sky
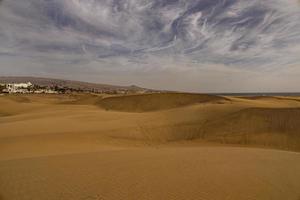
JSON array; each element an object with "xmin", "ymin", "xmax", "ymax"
[{"xmin": 0, "ymin": 0, "xmax": 300, "ymax": 92}]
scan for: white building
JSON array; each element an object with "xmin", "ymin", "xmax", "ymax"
[
  {"xmin": 34, "ymin": 89, "xmax": 58, "ymax": 94},
  {"xmin": 5, "ymin": 82, "xmax": 33, "ymax": 93}
]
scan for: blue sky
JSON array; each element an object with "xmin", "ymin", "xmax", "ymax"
[{"xmin": 0, "ymin": 0, "xmax": 300, "ymax": 92}]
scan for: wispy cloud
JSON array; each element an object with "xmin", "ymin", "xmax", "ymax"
[{"xmin": 0, "ymin": 0, "xmax": 300, "ymax": 92}]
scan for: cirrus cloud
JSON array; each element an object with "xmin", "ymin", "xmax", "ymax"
[{"xmin": 0, "ymin": 0, "xmax": 300, "ymax": 92}]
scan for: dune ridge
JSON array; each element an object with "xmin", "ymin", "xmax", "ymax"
[
  {"xmin": 97, "ymin": 93, "xmax": 227, "ymax": 112},
  {"xmin": 1, "ymin": 93, "xmax": 300, "ymax": 152}
]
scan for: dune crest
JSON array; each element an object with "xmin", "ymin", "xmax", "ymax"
[{"xmin": 97, "ymin": 93, "xmax": 227, "ymax": 112}]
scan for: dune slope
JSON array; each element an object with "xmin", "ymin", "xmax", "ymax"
[
  {"xmin": 193, "ymin": 107, "xmax": 300, "ymax": 151},
  {"xmin": 97, "ymin": 93, "xmax": 226, "ymax": 112},
  {"xmin": 1, "ymin": 147, "xmax": 300, "ymax": 200}
]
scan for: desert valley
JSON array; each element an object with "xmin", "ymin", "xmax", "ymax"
[{"xmin": 1, "ymin": 91, "xmax": 300, "ymax": 200}]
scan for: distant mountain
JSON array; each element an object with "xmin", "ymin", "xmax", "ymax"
[{"xmin": 0, "ymin": 76, "xmax": 156, "ymax": 93}]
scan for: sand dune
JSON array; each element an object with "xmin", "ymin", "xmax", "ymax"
[
  {"xmin": 1, "ymin": 93, "xmax": 300, "ymax": 200},
  {"xmin": 97, "ymin": 93, "xmax": 226, "ymax": 112},
  {"xmin": 1, "ymin": 147, "xmax": 300, "ymax": 200},
  {"xmin": 200, "ymin": 107, "xmax": 300, "ymax": 151}
]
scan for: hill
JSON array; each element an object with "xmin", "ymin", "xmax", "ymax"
[{"xmin": 0, "ymin": 76, "xmax": 154, "ymax": 93}]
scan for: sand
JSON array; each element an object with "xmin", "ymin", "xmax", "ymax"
[{"xmin": 0, "ymin": 93, "xmax": 300, "ymax": 200}]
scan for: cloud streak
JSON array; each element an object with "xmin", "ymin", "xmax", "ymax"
[{"xmin": 0, "ymin": 0, "xmax": 300, "ymax": 92}]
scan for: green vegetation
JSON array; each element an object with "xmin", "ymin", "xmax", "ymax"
[{"xmin": 0, "ymin": 84, "xmax": 6, "ymax": 93}]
